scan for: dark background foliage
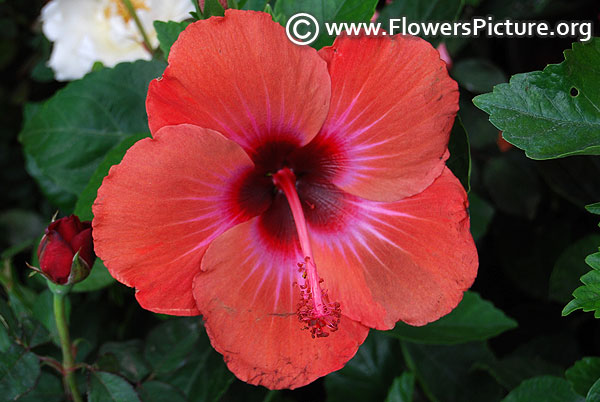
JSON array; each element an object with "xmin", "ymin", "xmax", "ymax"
[{"xmin": 1, "ymin": 0, "xmax": 600, "ymax": 401}]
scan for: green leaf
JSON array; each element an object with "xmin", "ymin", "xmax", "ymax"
[
  {"xmin": 273, "ymin": 0, "xmax": 378, "ymax": 50},
  {"xmin": 16, "ymin": 372, "xmax": 63, "ymax": 402},
  {"xmin": 385, "ymin": 372, "xmax": 415, "ymax": 402},
  {"xmin": 587, "ymin": 202, "xmax": 600, "ymax": 215},
  {"xmin": 325, "ymin": 332, "xmax": 402, "ymax": 402},
  {"xmin": 203, "ymin": 0, "xmax": 226, "ymax": 18},
  {"xmin": 563, "ymin": 252, "xmax": 600, "ymax": 317},
  {"xmin": 587, "ymin": 378, "xmax": 600, "ymax": 402},
  {"xmin": 72, "ymin": 259, "xmax": 116, "ymax": 293},
  {"xmin": 473, "ymin": 39, "xmax": 600, "ymax": 160},
  {"xmin": 403, "ymin": 342, "xmax": 502, "ymax": 402},
  {"xmin": 565, "ymin": 357, "xmax": 600, "ymax": 396},
  {"xmin": 98, "ymin": 340, "xmax": 151, "ymax": 383},
  {"xmin": 0, "ymin": 343, "xmax": 40, "ymax": 400},
  {"xmin": 153, "ymin": 20, "xmax": 190, "ymax": 59},
  {"xmin": 469, "ymin": 193, "xmax": 494, "ymax": 242},
  {"xmin": 387, "ymin": 292, "xmax": 517, "ymax": 344},
  {"xmin": 452, "ymin": 58, "xmax": 507, "ymax": 94},
  {"xmin": 502, "ymin": 376, "xmax": 584, "ymax": 402},
  {"xmin": 154, "ymin": 323, "xmax": 234, "ymax": 402},
  {"xmin": 144, "ymin": 318, "xmax": 200, "ymax": 375},
  {"xmin": 88, "ymin": 371, "xmax": 140, "ymax": 402},
  {"xmin": 137, "ymin": 381, "xmax": 187, "ymax": 402},
  {"xmin": 447, "ymin": 116, "xmax": 471, "ymax": 192},
  {"xmin": 74, "ymin": 132, "xmax": 148, "ymax": 221},
  {"xmin": 19, "ymin": 60, "xmax": 166, "ymax": 205},
  {"xmin": 24, "ymin": 153, "xmax": 77, "ymax": 211},
  {"xmin": 549, "ymin": 235, "xmax": 600, "ymax": 303}
]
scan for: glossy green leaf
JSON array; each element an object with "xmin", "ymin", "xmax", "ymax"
[
  {"xmin": 74, "ymin": 132, "xmax": 148, "ymax": 221},
  {"xmin": 469, "ymin": 193, "xmax": 494, "ymax": 241},
  {"xmin": 565, "ymin": 357, "xmax": 600, "ymax": 396},
  {"xmin": 19, "ymin": 60, "xmax": 165, "ymax": 205},
  {"xmin": 273, "ymin": 0, "xmax": 378, "ymax": 50},
  {"xmin": 88, "ymin": 371, "xmax": 140, "ymax": 402},
  {"xmin": 473, "ymin": 39, "xmax": 600, "ymax": 160},
  {"xmin": 0, "ymin": 343, "xmax": 40, "ymax": 400},
  {"xmin": 447, "ymin": 116, "xmax": 471, "ymax": 192},
  {"xmin": 387, "ymin": 292, "xmax": 516, "ymax": 344},
  {"xmin": 385, "ymin": 372, "xmax": 415, "ymax": 402},
  {"xmin": 502, "ymin": 376, "xmax": 584, "ymax": 402},
  {"xmin": 154, "ymin": 20, "xmax": 190, "ymax": 59},
  {"xmin": 325, "ymin": 332, "xmax": 402, "ymax": 402},
  {"xmin": 452, "ymin": 58, "xmax": 507, "ymax": 94},
  {"xmin": 549, "ymin": 235, "xmax": 600, "ymax": 303},
  {"xmin": 71, "ymin": 259, "xmax": 116, "ymax": 293},
  {"xmin": 563, "ymin": 252, "xmax": 600, "ymax": 318},
  {"xmin": 403, "ymin": 342, "xmax": 502, "ymax": 402},
  {"xmin": 98, "ymin": 340, "xmax": 151, "ymax": 383}
]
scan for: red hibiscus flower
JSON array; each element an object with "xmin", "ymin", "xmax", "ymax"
[{"xmin": 93, "ymin": 10, "xmax": 477, "ymax": 389}]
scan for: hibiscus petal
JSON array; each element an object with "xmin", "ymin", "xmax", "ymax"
[
  {"xmin": 317, "ymin": 34, "xmax": 459, "ymax": 202},
  {"xmin": 312, "ymin": 168, "xmax": 477, "ymax": 329},
  {"xmin": 147, "ymin": 9, "xmax": 331, "ymax": 157},
  {"xmin": 193, "ymin": 218, "xmax": 369, "ymax": 390},
  {"xmin": 93, "ymin": 124, "xmax": 254, "ymax": 315}
]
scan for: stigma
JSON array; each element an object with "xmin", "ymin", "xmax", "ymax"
[{"xmin": 272, "ymin": 167, "xmax": 341, "ymax": 338}]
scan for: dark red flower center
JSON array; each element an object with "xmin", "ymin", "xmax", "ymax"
[
  {"xmin": 230, "ymin": 137, "xmax": 350, "ymax": 337},
  {"xmin": 234, "ymin": 137, "xmax": 358, "ymax": 241}
]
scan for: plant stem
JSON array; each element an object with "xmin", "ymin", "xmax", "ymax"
[
  {"xmin": 120, "ymin": 0, "xmax": 154, "ymax": 53},
  {"xmin": 53, "ymin": 293, "xmax": 82, "ymax": 402}
]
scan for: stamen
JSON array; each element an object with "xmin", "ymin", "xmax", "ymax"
[{"xmin": 272, "ymin": 167, "xmax": 341, "ymax": 338}]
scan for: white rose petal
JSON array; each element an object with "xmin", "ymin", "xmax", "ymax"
[{"xmin": 41, "ymin": 0, "xmax": 195, "ymax": 81}]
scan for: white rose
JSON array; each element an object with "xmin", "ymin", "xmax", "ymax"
[{"xmin": 41, "ymin": 0, "xmax": 194, "ymax": 81}]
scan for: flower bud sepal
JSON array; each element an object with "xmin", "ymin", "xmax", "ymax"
[
  {"xmin": 46, "ymin": 279, "xmax": 73, "ymax": 297},
  {"xmin": 27, "ymin": 249, "xmax": 91, "ymax": 292}
]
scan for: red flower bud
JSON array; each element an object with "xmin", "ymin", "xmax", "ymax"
[{"xmin": 37, "ymin": 215, "xmax": 95, "ymax": 285}]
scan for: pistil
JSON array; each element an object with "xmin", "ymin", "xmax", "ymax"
[{"xmin": 272, "ymin": 167, "xmax": 341, "ymax": 338}]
